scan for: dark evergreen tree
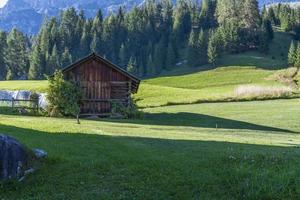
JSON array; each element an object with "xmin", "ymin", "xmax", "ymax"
[
  {"xmin": 127, "ymin": 56, "xmax": 137, "ymax": 74},
  {"xmin": 207, "ymin": 31, "xmax": 218, "ymax": 66},
  {"xmin": 173, "ymin": 0, "xmax": 191, "ymax": 46},
  {"xmin": 61, "ymin": 48, "xmax": 72, "ymax": 68},
  {"xmin": 5, "ymin": 28, "xmax": 29, "ymax": 79},
  {"xmin": 0, "ymin": 31, "xmax": 7, "ymax": 80},
  {"xmin": 187, "ymin": 29, "xmax": 199, "ymax": 67},
  {"xmin": 288, "ymin": 41, "xmax": 297, "ymax": 66},
  {"xmin": 29, "ymin": 44, "xmax": 45, "ymax": 79},
  {"xmin": 166, "ymin": 39, "xmax": 177, "ymax": 69},
  {"xmin": 295, "ymin": 43, "xmax": 300, "ymax": 69}
]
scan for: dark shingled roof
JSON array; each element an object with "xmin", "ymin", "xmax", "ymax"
[{"xmin": 62, "ymin": 53, "xmax": 141, "ymax": 93}]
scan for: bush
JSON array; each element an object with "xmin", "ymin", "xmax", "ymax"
[
  {"xmin": 29, "ymin": 92, "xmax": 39, "ymax": 111},
  {"xmin": 46, "ymin": 70, "xmax": 82, "ymax": 117},
  {"xmin": 111, "ymin": 99, "xmax": 143, "ymax": 119}
]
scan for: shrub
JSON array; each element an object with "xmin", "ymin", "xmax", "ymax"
[
  {"xmin": 46, "ymin": 70, "xmax": 82, "ymax": 117},
  {"xmin": 29, "ymin": 92, "xmax": 39, "ymax": 111},
  {"xmin": 111, "ymin": 99, "xmax": 143, "ymax": 119}
]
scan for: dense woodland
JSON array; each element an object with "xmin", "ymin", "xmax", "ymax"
[{"xmin": 0, "ymin": 0, "xmax": 299, "ymax": 80}]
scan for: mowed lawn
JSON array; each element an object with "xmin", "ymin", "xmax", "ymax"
[{"xmin": 1, "ymin": 99, "xmax": 300, "ymax": 199}]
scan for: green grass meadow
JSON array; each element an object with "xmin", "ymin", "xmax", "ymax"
[{"xmin": 1, "ymin": 99, "xmax": 300, "ymax": 199}]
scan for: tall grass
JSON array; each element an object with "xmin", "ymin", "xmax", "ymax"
[{"xmin": 234, "ymin": 85, "xmax": 293, "ymax": 99}]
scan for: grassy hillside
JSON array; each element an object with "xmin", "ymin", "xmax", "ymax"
[
  {"xmin": 137, "ymin": 66, "xmax": 283, "ymax": 107},
  {"xmin": 1, "ymin": 99, "xmax": 300, "ymax": 199}
]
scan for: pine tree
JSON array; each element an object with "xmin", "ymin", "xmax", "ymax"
[
  {"xmin": 215, "ymin": 0, "xmax": 239, "ymax": 26},
  {"xmin": 165, "ymin": 40, "xmax": 176, "ymax": 69},
  {"xmin": 199, "ymin": 0, "xmax": 216, "ymax": 29},
  {"xmin": 127, "ymin": 56, "xmax": 137, "ymax": 74},
  {"xmin": 258, "ymin": 30, "xmax": 269, "ymax": 54},
  {"xmin": 153, "ymin": 37, "xmax": 167, "ymax": 74},
  {"xmin": 90, "ymin": 32, "xmax": 101, "ymax": 54},
  {"xmin": 46, "ymin": 45, "xmax": 60, "ymax": 74},
  {"xmin": 61, "ymin": 48, "xmax": 72, "ymax": 68},
  {"xmin": 187, "ymin": 29, "xmax": 199, "ymax": 67},
  {"xmin": 242, "ymin": 0, "xmax": 260, "ymax": 30},
  {"xmin": 0, "ymin": 31, "xmax": 7, "ymax": 80},
  {"xmin": 198, "ymin": 29, "xmax": 208, "ymax": 65},
  {"xmin": 207, "ymin": 32, "xmax": 218, "ymax": 66},
  {"xmin": 288, "ymin": 41, "xmax": 297, "ymax": 66},
  {"xmin": 147, "ymin": 54, "xmax": 155, "ymax": 76},
  {"xmin": 173, "ymin": 0, "xmax": 191, "ymax": 46},
  {"xmin": 262, "ymin": 18, "xmax": 274, "ymax": 41},
  {"xmin": 29, "ymin": 44, "xmax": 45, "ymax": 80},
  {"xmin": 5, "ymin": 28, "xmax": 29, "ymax": 79},
  {"xmin": 295, "ymin": 43, "xmax": 300, "ymax": 69},
  {"xmin": 118, "ymin": 43, "xmax": 128, "ymax": 68}
]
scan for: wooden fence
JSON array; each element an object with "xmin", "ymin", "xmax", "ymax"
[{"xmin": 0, "ymin": 98, "xmax": 39, "ymax": 112}]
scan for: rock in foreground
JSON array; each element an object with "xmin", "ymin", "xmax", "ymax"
[{"xmin": 0, "ymin": 135, "xmax": 29, "ymax": 181}]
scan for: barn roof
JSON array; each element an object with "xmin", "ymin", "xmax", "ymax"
[{"xmin": 62, "ymin": 53, "xmax": 141, "ymax": 93}]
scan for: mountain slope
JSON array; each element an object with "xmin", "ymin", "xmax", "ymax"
[
  {"xmin": 0, "ymin": 0, "xmax": 145, "ymax": 34},
  {"xmin": 0, "ymin": 0, "xmax": 299, "ymax": 34}
]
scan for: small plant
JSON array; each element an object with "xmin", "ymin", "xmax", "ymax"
[
  {"xmin": 111, "ymin": 98, "xmax": 143, "ymax": 119},
  {"xmin": 46, "ymin": 70, "xmax": 82, "ymax": 117}
]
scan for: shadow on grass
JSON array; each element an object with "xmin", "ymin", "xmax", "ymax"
[
  {"xmin": 0, "ymin": 106, "xmax": 296, "ymax": 134},
  {"xmin": 0, "ymin": 123, "xmax": 299, "ymax": 199},
  {"xmin": 106, "ymin": 112, "xmax": 297, "ymax": 134}
]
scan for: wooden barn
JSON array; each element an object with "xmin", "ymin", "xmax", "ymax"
[{"xmin": 62, "ymin": 53, "xmax": 140, "ymax": 116}]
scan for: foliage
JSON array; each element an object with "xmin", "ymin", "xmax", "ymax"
[
  {"xmin": 111, "ymin": 98, "xmax": 143, "ymax": 119},
  {"xmin": 46, "ymin": 70, "xmax": 82, "ymax": 117}
]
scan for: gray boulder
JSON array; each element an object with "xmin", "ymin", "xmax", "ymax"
[{"xmin": 0, "ymin": 135, "xmax": 28, "ymax": 181}]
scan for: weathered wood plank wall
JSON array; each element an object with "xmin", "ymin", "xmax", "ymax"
[{"xmin": 64, "ymin": 59, "xmax": 131, "ymax": 115}]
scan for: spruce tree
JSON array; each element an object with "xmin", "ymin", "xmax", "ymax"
[
  {"xmin": 242, "ymin": 0, "xmax": 260, "ymax": 30},
  {"xmin": 165, "ymin": 40, "xmax": 176, "ymax": 69},
  {"xmin": 295, "ymin": 43, "xmax": 300, "ymax": 69},
  {"xmin": 198, "ymin": 29, "xmax": 208, "ymax": 65},
  {"xmin": 258, "ymin": 31, "xmax": 269, "ymax": 54},
  {"xmin": 173, "ymin": 0, "xmax": 191, "ymax": 46},
  {"xmin": 0, "ymin": 31, "xmax": 7, "ymax": 80},
  {"xmin": 47, "ymin": 45, "xmax": 60, "ymax": 74},
  {"xmin": 187, "ymin": 29, "xmax": 199, "ymax": 67},
  {"xmin": 207, "ymin": 32, "xmax": 218, "ymax": 66},
  {"xmin": 29, "ymin": 44, "xmax": 45, "ymax": 80},
  {"xmin": 127, "ymin": 56, "xmax": 137, "ymax": 74},
  {"xmin": 118, "ymin": 43, "xmax": 128, "ymax": 69},
  {"xmin": 153, "ymin": 38, "xmax": 167, "ymax": 74},
  {"xmin": 5, "ymin": 28, "xmax": 29, "ymax": 79},
  {"xmin": 61, "ymin": 48, "xmax": 72, "ymax": 68},
  {"xmin": 288, "ymin": 41, "xmax": 297, "ymax": 66},
  {"xmin": 147, "ymin": 54, "xmax": 155, "ymax": 76}
]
